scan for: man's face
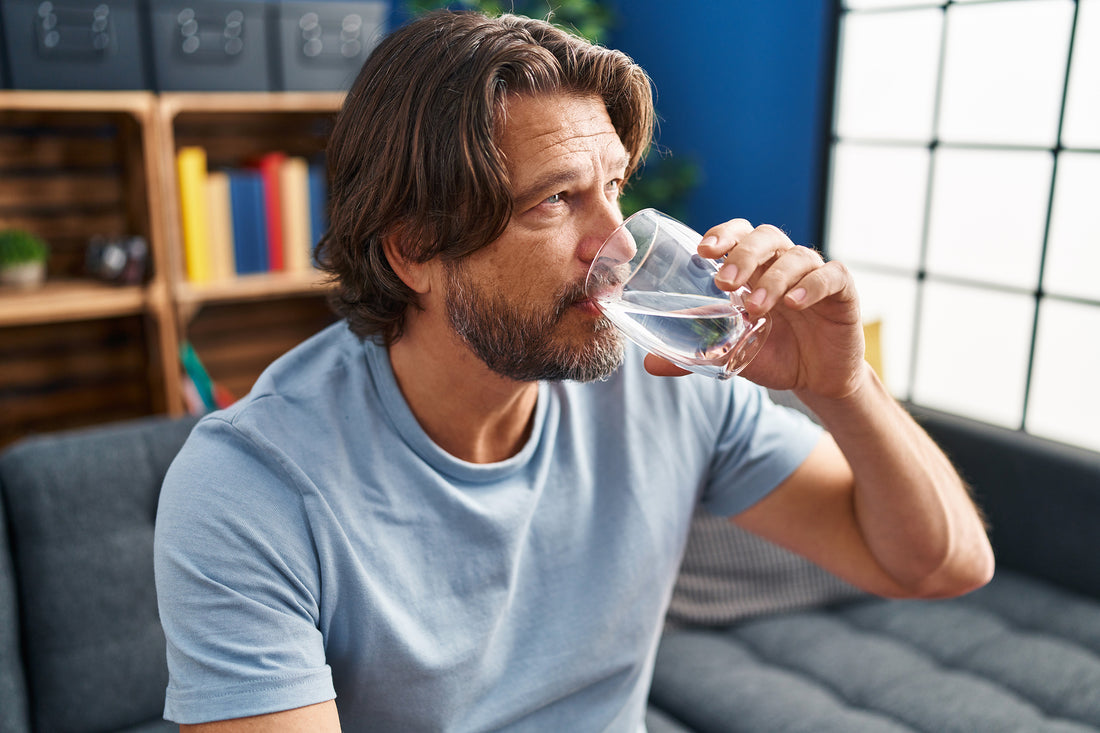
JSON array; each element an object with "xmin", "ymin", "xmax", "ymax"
[{"xmin": 443, "ymin": 93, "xmax": 630, "ymax": 382}]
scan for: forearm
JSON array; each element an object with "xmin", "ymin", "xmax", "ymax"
[{"xmin": 795, "ymin": 363, "xmax": 995, "ymax": 598}]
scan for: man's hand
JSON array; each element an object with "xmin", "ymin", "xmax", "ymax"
[
  {"xmin": 644, "ymin": 218, "xmax": 866, "ymax": 400},
  {"xmin": 704, "ymin": 219, "xmax": 863, "ymax": 398}
]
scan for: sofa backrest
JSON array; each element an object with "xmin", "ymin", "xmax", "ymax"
[
  {"xmin": 0, "ymin": 474, "xmax": 31, "ymax": 733},
  {"xmin": 911, "ymin": 404, "xmax": 1100, "ymax": 601},
  {"xmin": 0, "ymin": 414, "xmax": 199, "ymax": 733}
]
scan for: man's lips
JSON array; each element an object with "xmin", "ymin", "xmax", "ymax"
[{"xmin": 573, "ymin": 297, "xmax": 602, "ymax": 317}]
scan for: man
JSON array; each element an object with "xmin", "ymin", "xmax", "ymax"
[{"xmin": 154, "ymin": 10, "xmax": 994, "ymax": 731}]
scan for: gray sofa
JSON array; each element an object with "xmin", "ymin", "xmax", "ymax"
[{"xmin": 1, "ymin": 405, "xmax": 1098, "ymax": 732}]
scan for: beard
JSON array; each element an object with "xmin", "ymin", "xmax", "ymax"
[{"xmin": 442, "ymin": 261, "xmax": 624, "ymax": 383}]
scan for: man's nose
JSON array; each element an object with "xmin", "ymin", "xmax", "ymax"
[{"xmin": 578, "ymin": 201, "xmax": 626, "ymax": 265}]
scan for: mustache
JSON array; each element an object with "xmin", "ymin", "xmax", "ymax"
[
  {"xmin": 553, "ymin": 281, "xmax": 591, "ymax": 319},
  {"xmin": 582, "ymin": 264, "xmax": 625, "ymax": 299}
]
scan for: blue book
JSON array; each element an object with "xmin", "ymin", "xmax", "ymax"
[
  {"xmin": 308, "ymin": 160, "xmax": 328, "ymax": 263},
  {"xmin": 228, "ymin": 169, "xmax": 269, "ymax": 275}
]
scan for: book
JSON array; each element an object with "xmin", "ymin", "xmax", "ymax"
[
  {"xmin": 205, "ymin": 170, "xmax": 236, "ymax": 281},
  {"xmin": 308, "ymin": 159, "xmax": 328, "ymax": 262},
  {"xmin": 176, "ymin": 146, "xmax": 212, "ymax": 283},
  {"xmin": 257, "ymin": 152, "xmax": 287, "ymax": 272},
  {"xmin": 279, "ymin": 156, "xmax": 313, "ymax": 274},
  {"xmin": 228, "ymin": 169, "xmax": 269, "ymax": 276},
  {"xmin": 179, "ymin": 340, "xmax": 235, "ymax": 413},
  {"xmin": 179, "ymin": 340, "xmax": 216, "ymax": 412}
]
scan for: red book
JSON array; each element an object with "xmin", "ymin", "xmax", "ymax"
[{"xmin": 257, "ymin": 152, "xmax": 286, "ymax": 272}]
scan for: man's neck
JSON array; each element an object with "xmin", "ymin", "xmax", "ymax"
[{"xmin": 387, "ymin": 324, "xmax": 540, "ymax": 464}]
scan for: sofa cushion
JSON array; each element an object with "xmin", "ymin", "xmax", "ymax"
[
  {"xmin": 666, "ymin": 509, "xmax": 865, "ymax": 627},
  {"xmin": 0, "ymin": 415, "xmax": 198, "ymax": 733},
  {"xmin": 646, "ymin": 704, "xmax": 695, "ymax": 733},
  {"xmin": 648, "ymin": 569, "xmax": 1100, "ymax": 732}
]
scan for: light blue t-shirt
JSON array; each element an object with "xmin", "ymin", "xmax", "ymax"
[{"xmin": 154, "ymin": 321, "xmax": 821, "ymax": 730}]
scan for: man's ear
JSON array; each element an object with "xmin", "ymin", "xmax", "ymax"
[{"xmin": 382, "ymin": 227, "xmax": 433, "ymax": 295}]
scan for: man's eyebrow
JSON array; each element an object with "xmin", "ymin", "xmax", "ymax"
[
  {"xmin": 512, "ymin": 155, "xmax": 632, "ymax": 206},
  {"xmin": 513, "ymin": 169, "xmax": 583, "ymax": 206}
]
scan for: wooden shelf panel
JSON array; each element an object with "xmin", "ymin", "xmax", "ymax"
[
  {"xmin": 0, "ymin": 315, "xmax": 157, "ymax": 448},
  {"xmin": 158, "ymin": 92, "xmax": 346, "ymax": 116},
  {"xmin": 0, "ymin": 90, "xmax": 155, "ymax": 115},
  {"xmin": 176, "ymin": 271, "xmax": 332, "ymax": 308},
  {"xmin": 0, "ymin": 281, "xmax": 149, "ymax": 326}
]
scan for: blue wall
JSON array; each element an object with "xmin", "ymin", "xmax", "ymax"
[{"xmin": 606, "ymin": 1, "xmax": 835, "ymax": 246}]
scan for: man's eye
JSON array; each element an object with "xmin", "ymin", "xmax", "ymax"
[
  {"xmin": 606, "ymin": 180, "xmax": 622, "ymax": 196},
  {"xmin": 544, "ymin": 192, "xmax": 564, "ymax": 205}
]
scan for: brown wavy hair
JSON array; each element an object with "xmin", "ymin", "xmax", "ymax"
[{"xmin": 315, "ymin": 10, "xmax": 655, "ymax": 344}]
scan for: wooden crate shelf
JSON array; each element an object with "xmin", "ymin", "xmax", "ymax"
[{"xmin": 0, "ymin": 90, "xmax": 345, "ymax": 447}]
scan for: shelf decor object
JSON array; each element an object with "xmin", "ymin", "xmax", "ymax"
[{"xmin": 0, "ymin": 229, "xmax": 49, "ymax": 289}]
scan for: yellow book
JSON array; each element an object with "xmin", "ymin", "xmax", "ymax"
[
  {"xmin": 279, "ymin": 156, "xmax": 314, "ymax": 274},
  {"xmin": 205, "ymin": 170, "xmax": 235, "ymax": 281},
  {"xmin": 176, "ymin": 147, "xmax": 212, "ymax": 284}
]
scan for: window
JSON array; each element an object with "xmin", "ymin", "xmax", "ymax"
[{"xmin": 825, "ymin": 0, "xmax": 1100, "ymax": 452}]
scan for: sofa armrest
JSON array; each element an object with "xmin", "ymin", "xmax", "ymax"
[
  {"xmin": 908, "ymin": 404, "xmax": 1100, "ymax": 601},
  {"xmin": 0, "ymin": 413, "xmax": 200, "ymax": 732}
]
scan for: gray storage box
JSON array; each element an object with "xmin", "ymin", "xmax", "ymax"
[
  {"xmin": 0, "ymin": 0, "xmax": 149, "ymax": 90},
  {"xmin": 274, "ymin": 1, "xmax": 385, "ymax": 91},
  {"xmin": 0, "ymin": 9, "xmax": 8, "ymax": 88},
  {"xmin": 149, "ymin": 0, "xmax": 271, "ymax": 91}
]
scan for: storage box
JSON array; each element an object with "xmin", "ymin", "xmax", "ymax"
[
  {"xmin": 0, "ymin": 0, "xmax": 149, "ymax": 90},
  {"xmin": 273, "ymin": 1, "xmax": 385, "ymax": 91},
  {"xmin": 0, "ymin": 9, "xmax": 8, "ymax": 88},
  {"xmin": 0, "ymin": 30, "xmax": 7, "ymax": 88},
  {"xmin": 149, "ymin": 0, "xmax": 272, "ymax": 91}
]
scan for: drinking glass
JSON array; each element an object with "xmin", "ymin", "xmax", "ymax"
[{"xmin": 584, "ymin": 208, "xmax": 770, "ymax": 380}]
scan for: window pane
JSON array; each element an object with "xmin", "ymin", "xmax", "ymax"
[
  {"xmin": 835, "ymin": 9, "xmax": 942, "ymax": 141},
  {"xmin": 848, "ymin": 267, "xmax": 917, "ymax": 399},
  {"xmin": 912, "ymin": 281, "xmax": 1032, "ymax": 428},
  {"xmin": 826, "ymin": 143, "xmax": 929, "ymax": 271},
  {"xmin": 938, "ymin": 0, "xmax": 1075, "ymax": 146},
  {"xmin": 1026, "ymin": 299, "xmax": 1100, "ymax": 452},
  {"xmin": 1044, "ymin": 153, "xmax": 1100, "ymax": 302},
  {"xmin": 926, "ymin": 148, "xmax": 1052, "ymax": 288},
  {"xmin": 1063, "ymin": 0, "xmax": 1100, "ymax": 149}
]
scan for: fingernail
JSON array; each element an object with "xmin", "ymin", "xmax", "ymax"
[
  {"xmin": 715, "ymin": 264, "xmax": 738, "ymax": 288},
  {"xmin": 699, "ymin": 236, "xmax": 718, "ymax": 252},
  {"xmin": 747, "ymin": 288, "xmax": 767, "ymax": 306},
  {"xmin": 787, "ymin": 287, "xmax": 806, "ymax": 304}
]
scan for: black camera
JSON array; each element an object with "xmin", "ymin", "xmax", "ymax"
[{"xmin": 86, "ymin": 235, "xmax": 149, "ymax": 285}]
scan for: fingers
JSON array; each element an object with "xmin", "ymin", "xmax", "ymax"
[
  {"xmin": 745, "ymin": 246, "xmax": 834, "ymax": 315},
  {"xmin": 700, "ymin": 220, "xmax": 839, "ymax": 315},
  {"xmin": 698, "ymin": 218, "xmax": 755, "ymax": 260}
]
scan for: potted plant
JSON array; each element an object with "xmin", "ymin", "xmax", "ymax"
[{"xmin": 0, "ymin": 229, "xmax": 49, "ymax": 289}]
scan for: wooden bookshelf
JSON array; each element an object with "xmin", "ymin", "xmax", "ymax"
[
  {"xmin": 0, "ymin": 91, "xmax": 181, "ymax": 444},
  {"xmin": 0, "ymin": 90, "xmax": 343, "ymax": 446},
  {"xmin": 156, "ymin": 92, "xmax": 341, "ymax": 409}
]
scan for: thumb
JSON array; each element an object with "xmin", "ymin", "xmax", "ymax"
[{"xmin": 644, "ymin": 353, "xmax": 692, "ymax": 378}]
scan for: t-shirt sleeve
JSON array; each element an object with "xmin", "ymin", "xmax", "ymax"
[
  {"xmin": 154, "ymin": 416, "xmax": 335, "ymax": 724},
  {"xmin": 698, "ymin": 380, "xmax": 824, "ymax": 518}
]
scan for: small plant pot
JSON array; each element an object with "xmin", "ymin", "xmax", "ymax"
[{"xmin": 0, "ymin": 261, "xmax": 47, "ymax": 290}]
